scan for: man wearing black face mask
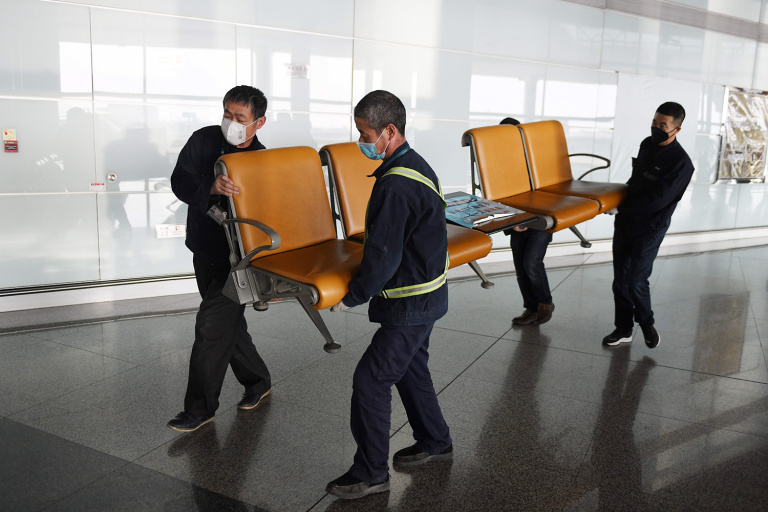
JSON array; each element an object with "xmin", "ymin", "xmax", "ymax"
[
  {"xmin": 602, "ymin": 102, "xmax": 694, "ymax": 350},
  {"xmin": 167, "ymin": 85, "xmax": 272, "ymax": 432}
]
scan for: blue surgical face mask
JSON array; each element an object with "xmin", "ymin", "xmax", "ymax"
[{"xmin": 357, "ymin": 129, "xmax": 389, "ymax": 160}]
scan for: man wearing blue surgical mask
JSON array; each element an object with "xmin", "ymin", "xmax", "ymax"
[
  {"xmin": 326, "ymin": 90, "xmax": 452, "ymax": 500},
  {"xmin": 168, "ymin": 86, "xmax": 272, "ymax": 433},
  {"xmin": 602, "ymin": 102, "xmax": 694, "ymax": 350}
]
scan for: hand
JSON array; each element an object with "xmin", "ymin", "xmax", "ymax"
[
  {"xmin": 331, "ymin": 300, "xmax": 350, "ymax": 312},
  {"xmin": 512, "ymin": 226, "xmax": 528, "ymax": 232},
  {"xmin": 211, "ymin": 175, "xmax": 239, "ymax": 197}
]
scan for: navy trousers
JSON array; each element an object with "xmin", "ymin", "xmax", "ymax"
[
  {"xmin": 509, "ymin": 229, "xmax": 553, "ymax": 310},
  {"xmin": 184, "ymin": 255, "xmax": 271, "ymax": 417},
  {"xmin": 611, "ymin": 220, "xmax": 669, "ymax": 331},
  {"xmin": 349, "ymin": 322, "xmax": 452, "ymax": 483}
]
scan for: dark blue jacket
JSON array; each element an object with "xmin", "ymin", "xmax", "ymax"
[
  {"xmin": 617, "ymin": 136, "xmax": 694, "ymax": 235},
  {"xmin": 171, "ymin": 125, "xmax": 265, "ymax": 268},
  {"xmin": 342, "ymin": 142, "xmax": 449, "ymax": 326}
]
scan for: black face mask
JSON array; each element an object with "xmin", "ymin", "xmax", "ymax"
[{"xmin": 651, "ymin": 126, "xmax": 673, "ymax": 145}]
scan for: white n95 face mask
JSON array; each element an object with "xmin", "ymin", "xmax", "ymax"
[{"xmin": 221, "ymin": 117, "xmax": 256, "ymax": 146}]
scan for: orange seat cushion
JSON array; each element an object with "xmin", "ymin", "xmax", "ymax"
[
  {"xmin": 539, "ymin": 181, "xmax": 628, "ymax": 213},
  {"xmin": 446, "ymin": 224, "xmax": 492, "ymax": 268},
  {"xmin": 496, "ymin": 191, "xmax": 600, "ymax": 233},
  {"xmin": 252, "ymin": 240, "xmax": 364, "ymax": 310}
]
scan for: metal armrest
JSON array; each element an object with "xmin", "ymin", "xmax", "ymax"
[
  {"xmin": 221, "ymin": 217, "xmax": 281, "ymax": 271},
  {"xmin": 570, "ymin": 153, "xmax": 611, "ymax": 180}
]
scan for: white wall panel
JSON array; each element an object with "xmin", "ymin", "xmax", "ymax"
[
  {"xmin": 666, "ymin": 0, "xmax": 763, "ymax": 22},
  {"xmin": 753, "ymin": 42, "xmax": 768, "ymax": 91},
  {"xmin": 601, "ymin": 13, "xmax": 756, "ymax": 87},
  {"xmin": 0, "ymin": 195, "xmax": 100, "ymax": 288},
  {"xmin": 0, "ymin": 99, "xmax": 95, "ymax": 194},
  {"xmin": 0, "ymin": 0, "xmax": 91, "ymax": 98},
  {"xmin": 236, "ymin": 26, "xmax": 353, "ymax": 115},
  {"xmin": 97, "ymin": 192, "xmax": 191, "ymax": 280},
  {"xmin": 354, "ymin": 0, "xmax": 603, "ymax": 67},
  {"xmin": 734, "ymin": 183, "xmax": 768, "ymax": 228},
  {"xmin": 672, "ymin": 183, "xmax": 738, "ymax": 232},
  {"xmin": 64, "ymin": 0, "xmax": 354, "ymax": 36},
  {"xmin": 91, "ymin": 9, "xmax": 236, "ymax": 102}
]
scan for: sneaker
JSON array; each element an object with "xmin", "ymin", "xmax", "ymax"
[
  {"xmin": 641, "ymin": 323, "xmax": 660, "ymax": 349},
  {"xmin": 602, "ymin": 329, "xmax": 633, "ymax": 346},
  {"xmin": 237, "ymin": 387, "xmax": 273, "ymax": 410},
  {"xmin": 325, "ymin": 472, "xmax": 390, "ymax": 499},
  {"xmin": 534, "ymin": 303, "xmax": 555, "ymax": 324},
  {"xmin": 393, "ymin": 444, "xmax": 453, "ymax": 467},
  {"xmin": 167, "ymin": 411, "xmax": 214, "ymax": 432},
  {"xmin": 512, "ymin": 309, "xmax": 537, "ymax": 325}
]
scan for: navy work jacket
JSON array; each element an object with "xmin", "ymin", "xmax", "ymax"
[
  {"xmin": 171, "ymin": 125, "xmax": 265, "ymax": 268},
  {"xmin": 342, "ymin": 142, "xmax": 449, "ymax": 326},
  {"xmin": 617, "ymin": 136, "xmax": 694, "ymax": 236}
]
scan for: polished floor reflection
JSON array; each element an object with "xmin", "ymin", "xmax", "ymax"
[{"xmin": 1, "ymin": 244, "xmax": 767, "ymax": 511}]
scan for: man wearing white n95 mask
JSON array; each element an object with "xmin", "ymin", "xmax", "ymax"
[{"xmin": 168, "ymin": 86, "xmax": 272, "ymax": 433}]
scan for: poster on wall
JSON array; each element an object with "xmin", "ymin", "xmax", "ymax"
[{"xmin": 718, "ymin": 88, "xmax": 767, "ymax": 183}]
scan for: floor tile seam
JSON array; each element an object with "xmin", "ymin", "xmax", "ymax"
[
  {"xmin": 6, "ymin": 364, "xmax": 141, "ymax": 420},
  {"xmin": 429, "ymin": 323, "xmax": 513, "ymax": 340},
  {"xmin": 0, "ymin": 309, "xmax": 197, "ymax": 337},
  {"xmin": 615, "ymin": 407, "xmax": 768, "ymax": 441},
  {"xmin": 39, "ymin": 336, "xmax": 159, "ymax": 366},
  {"xmin": 500, "ymin": 337, "xmax": 768, "ymax": 386},
  {"xmin": 34, "ymin": 458, "xmax": 136, "ymax": 512},
  {"xmin": 548, "ymin": 265, "xmax": 581, "ymax": 295}
]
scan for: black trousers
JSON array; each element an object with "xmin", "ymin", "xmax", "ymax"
[
  {"xmin": 509, "ymin": 229, "xmax": 553, "ymax": 310},
  {"xmin": 349, "ymin": 322, "xmax": 451, "ymax": 483},
  {"xmin": 611, "ymin": 219, "xmax": 668, "ymax": 331},
  {"xmin": 184, "ymin": 255, "xmax": 271, "ymax": 417}
]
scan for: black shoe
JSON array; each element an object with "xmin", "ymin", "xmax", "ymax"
[
  {"xmin": 325, "ymin": 472, "xmax": 390, "ymax": 499},
  {"xmin": 393, "ymin": 444, "xmax": 453, "ymax": 467},
  {"xmin": 512, "ymin": 309, "xmax": 537, "ymax": 325},
  {"xmin": 641, "ymin": 323, "xmax": 660, "ymax": 348},
  {"xmin": 167, "ymin": 411, "xmax": 214, "ymax": 432},
  {"xmin": 237, "ymin": 387, "xmax": 273, "ymax": 410},
  {"xmin": 602, "ymin": 329, "xmax": 633, "ymax": 346}
]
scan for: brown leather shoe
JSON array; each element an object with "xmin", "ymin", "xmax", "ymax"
[
  {"xmin": 534, "ymin": 303, "xmax": 555, "ymax": 324},
  {"xmin": 512, "ymin": 309, "xmax": 537, "ymax": 325}
]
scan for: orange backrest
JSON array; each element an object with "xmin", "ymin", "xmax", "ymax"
[
  {"xmin": 518, "ymin": 120, "xmax": 573, "ymax": 189},
  {"xmin": 462, "ymin": 125, "xmax": 531, "ymax": 201},
  {"xmin": 320, "ymin": 142, "xmax": 378, "ymax": 239},
  {"xmin": 218, "ymin": 146, "xmax": 336, "ymax": 260}
]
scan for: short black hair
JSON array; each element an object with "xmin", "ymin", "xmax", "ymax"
[
  {"xmin": 656, "ymin": 102, "xmax": 685, "ymax": 126},
  {"xmin": 354, "ymin": 90, "xmax": 406, "ymax": 135},
  {"xmin": 499, "ymin": 117, "xmax": 520, "ymax": 126},
  {"xmin": 223, "ymin": 85, "xmax": 268, "ymax": 119}
]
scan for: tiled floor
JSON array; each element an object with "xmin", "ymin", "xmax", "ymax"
[{"xmin": 1, "ymin": 244, "xmax": 768, "ymax": 511}]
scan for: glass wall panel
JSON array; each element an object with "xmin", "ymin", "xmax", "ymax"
[{"xmin": 0, "ymin": 0, "xmax": 91, "ymax": 99}]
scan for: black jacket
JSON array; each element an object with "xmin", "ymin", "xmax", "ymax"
[
  {"xmin": 616, "ymin": 136, "xmax": 694, "ymax": 235},
  {"xmin": 171, "ymin": 125, "xmax": 265, "ymax": 267},
  {"xmin": 342, "ymin": 142, "xmax": 449, "ymax": 326}
]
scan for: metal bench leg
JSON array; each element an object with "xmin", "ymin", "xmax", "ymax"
[
  {"xmin": 569, "ymin": 226, "xmax": 592, "ymax": 248},
  {"xmin": 468, "ymin": 261, "xmax": 494, "ymax": 289},
  {"xmin": 296, "ymin": 295, "xmax": 341, "ymax": 354}
]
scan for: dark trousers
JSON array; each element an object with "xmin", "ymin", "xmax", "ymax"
[
  {"xmin": 184, "ymin": 255, "xmax": 271, "ymax": 417},
  {"xmin": 349, "ymin": 323, "xmax": 451, "ymax": 483},
  {"xmin": 611, "ymin": 220, "xmax": 668, "ymax": 331},
  {"xmin": 509, "ymin": 229, "xmax": 553, "ymax": 310}
]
